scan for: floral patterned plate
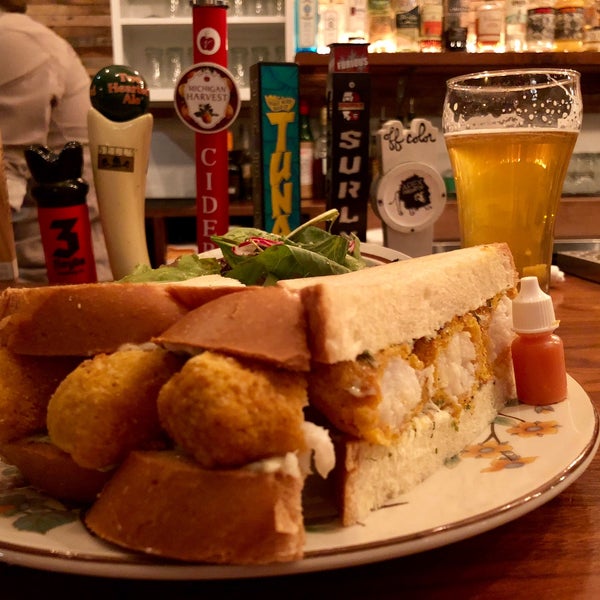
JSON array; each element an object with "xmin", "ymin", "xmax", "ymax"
[{"xmin": 0, "ymin": 376, "xmax": 596, "ymax": 580}]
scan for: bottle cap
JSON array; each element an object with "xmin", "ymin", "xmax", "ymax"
[{"xmin": 512, "ymin": 276, "xmax": 558, "ymax": 334}]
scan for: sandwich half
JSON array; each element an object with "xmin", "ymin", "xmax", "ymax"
[
  {"xmin": 279, "ymin": 242, "xmax": 518, "ymax": 525},
  {"xmin": 85, "ymin": 287, "xmax": 334, "ymax": 565},
  {"xmin": 0, "ymin": 243, "xmax": 518, "ymax": 562}
]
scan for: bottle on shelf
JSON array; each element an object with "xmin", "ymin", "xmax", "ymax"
[
  {"xmin": 239, "ymin": 123, "xmax": 253, "ymax": 203},
  {"xmin": 367, "ymin": 0, "xmax": 397, "ymax": 52},
  {"xmin": 442, "ymin": 0, "xmax": 470, "ymax": 51},
  {"xmin": 394, "ymin": 0, "xmax": 420, "ymax": 51},
  {"xmin": 406, "ymin": 96, "xmax": 416, "ymax": 123},
  {"xmin": 554, "ymin": 0, "xmax": 585, "ymax": 51},
  {"xmin": 318, "ymin": 0, "xmax": 346, "ymax": 50},
  {"xmin": 347, "ymin": 0, "xmax": 369, "ymax": 41},
  {"xmin": 299, "ymin": 100, "xmax": 314, "ymax": 200},
  {"xmin": 526, "ymin": 0, "xmax": 556, "ymax": 51},
  {"xmin": 419, "ymin": 0, "xmax": 444, "ymax": 52},
  {"xmin": 227, "ymin": 130, "xmax": 242, "ymax": 202},
  {"xmin": 505, "ymin": 0, "xmax": 528, "ymax": 51},
  {"xmin": 466, "ymin": 1, "xmax": 480, "ymax": 51},
  {"xmin": 584, "ymin": 0, "xmax": 600, "ymax": 49},
  {"xmin": 296, "ymin": 0, "xmax": 319, "ymax": 52},
  {"xmin": 476, "ymin": 0, "xmax": 506, "ymax": 51},
  {"xmin": 313, "ymin": 105, "xmax": 328, "ymax": 200}
]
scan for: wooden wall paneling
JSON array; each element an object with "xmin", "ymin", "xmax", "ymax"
[{"xmin": 25, "ymin": 0, "xmax": 113, "ymax": 77}]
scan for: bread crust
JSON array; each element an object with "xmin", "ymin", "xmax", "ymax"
[
  {"xmin": 85, "ymin": 450, "xmax": 305, "ymax": 564},
  {"xmin": 154, "ymin": 286, "xmax": 311, "ymax": 371},
  {"xmin": 165, "ymin": 277, "xmax": 245, "ymax": 309},
  {"xmin": 280, "ymin": 243, "xmax": 518, "ymax": 364},
  {"xmin": 337, "ymin": 379, "xmax": 504, "ymax": 526},
  {"xmin": 0, "ymin": 283, "xmax": 189, "ymax": 356},
  {"xmin": 0, "ymin": 438, "xmax": 113, "ymax": 503},
  {"xmin": 0, "ymin": 348, "xmax": 81, "ymax": 443}
]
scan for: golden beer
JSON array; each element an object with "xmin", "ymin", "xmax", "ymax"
[
  {"xmin": 443, "ymin": 69, "xmax": 582, "ymax": 291},
  {"xmin": 445, "ymin": 128, "xmax": 578, "ymax": 291}
]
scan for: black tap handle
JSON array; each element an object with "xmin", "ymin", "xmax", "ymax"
[{"xmin": 24, "ymin": 142, "xmax": 88, "ymax": 207}]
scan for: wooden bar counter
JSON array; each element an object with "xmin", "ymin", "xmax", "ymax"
[{"xmin": 1, "ymin": 274, "xmax": 599, "ymax": 598}]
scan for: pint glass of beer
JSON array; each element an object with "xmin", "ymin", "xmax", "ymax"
[{"xmin": 443, "ymin": 69, "xmax": 582, "ymax": 291}]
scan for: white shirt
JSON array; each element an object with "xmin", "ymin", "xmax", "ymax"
[
  {"xmin": 0, "ymin": 11, "xmax": 111, "ymax": 281},
  {"xmin": 0, "ymin": 11, "xmax": 93, "ymax": 208}
]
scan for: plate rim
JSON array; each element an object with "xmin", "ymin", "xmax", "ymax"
[{"xmin": 0, "ymin": 375, "xmax": 597, "ymax": 581}]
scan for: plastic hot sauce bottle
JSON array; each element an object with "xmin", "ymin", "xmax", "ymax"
[{"xmin": 511, "ymin": 276, "xmax": 568, "ymax": 406}]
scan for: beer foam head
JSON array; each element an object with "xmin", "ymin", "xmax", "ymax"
[{"xmin": 443, "ymin": 69, "xmax": 582, "ymax": 133}]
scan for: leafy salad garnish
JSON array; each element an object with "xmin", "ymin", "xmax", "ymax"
[
  {"xmin": 119, "ymin": 254, "xmax": 222, "ymax": 283},
  {"xmin": 120, "ymin": 209, "xmax": 367, "ymax": 285}
]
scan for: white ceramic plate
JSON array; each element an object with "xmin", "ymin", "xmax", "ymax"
[{"xmin": 0, "ymin": 376, "xmax": 596, "ymax": 580}]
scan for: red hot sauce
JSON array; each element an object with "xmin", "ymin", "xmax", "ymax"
[{"xmin": 511, "ymin": 276, "xmax": 568, "ymax": 406}]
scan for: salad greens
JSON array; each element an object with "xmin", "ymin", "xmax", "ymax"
[
  {"xmin": 120, "ymin": 209, "xmax": 367, "ymax": 285},
  {"xmin": 120, "ymin": 254, "xmax": 222, "ymax": 283}
]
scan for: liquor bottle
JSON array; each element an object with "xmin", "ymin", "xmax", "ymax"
[
  {"xmin": 476, "ymin": 0, "xmax": 506, "ymax": 51},
  {"xmin": 526, "ymin": 0, "xmax": 556, "ymax": 50},
  {"xmin": 319, "ymin": 0, "xmax": 344, "ymax": 49},
  {"xmin": 347, "ymin": 0, "xmax": 369, "ymax": 41},
  {"xmin": 466, "ymin": 1, "xmax": 480, "ymax": 51},
  {"xmin": 554, "ymin": 0, "xmax": 585, "ymax": 51},
  {"xmin": 239, "ymin": 123, "xmax": 253, "ymax": 202},
  {"xmin": 227, "ymin": 130, "xmax": 242, "ymax": 202},
  {"xmin": 407, "ymin": 96, "xmax": 416, "ymax": 123},
  {"xmin": 419, "ymin": 0, "xmax": 444, "ymax": 51},
  {"xmin": 368, "ymin": 0, "xmax": 397, "ymax": 52},
  {"xmin": 299, "ymin": 100, "xmax": 314, "ymax": 200},
  {"xmin": 394, "ymin": 0, "xmax": 420, "ymax": 51},
  {"xmin": 312, "ymin": 105, "xmax": 328, "ymax": 200},
  {"xmin": 443, "ymin": 0, "xmax": 469, "ymax": 51},
  {"xmin": 505, "ymin": 0, "xmax": 528, "ymax": 51},
  {"xmin": 584, "ymin": 0, "xmax": 600, "ymax": 49},
  {"xmin": 296, "ymin": 0, "xmax": 318, "ymax": 52}
]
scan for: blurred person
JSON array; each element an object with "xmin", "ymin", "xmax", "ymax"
[{"xmin": 0, "ymin": 0, "xmax": 112, "ymax": 282}]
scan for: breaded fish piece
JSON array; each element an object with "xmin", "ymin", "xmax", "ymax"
[
  {"xmin": 0, "ymin": 348, "xmax": 80, "ymax": 443},
  {"xmin": 157, "ymin": 351, "xmax": 308, "ymax": 469},
  {"xmin": 309, "ymin": 345, "xmax": 431, "ymax": 445},
  {"xmin": 47, "ymin": 347, "xmax": 184, "ymax": 469},
  {"xmin": 308, "ymin": 311, "xmax": 497, "ymax": 445}
]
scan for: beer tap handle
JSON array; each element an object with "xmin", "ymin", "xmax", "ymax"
[
  {"xmin": 88, "ymin": 65, "xmax": 153, "ymax": 279},
  {"xmin": 25, "ymin": 141, "xmax": 97, "ymax": 284},
  {"xmin": 372, "ymin": 118, "xmax": 447, "ymax": 257}
]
